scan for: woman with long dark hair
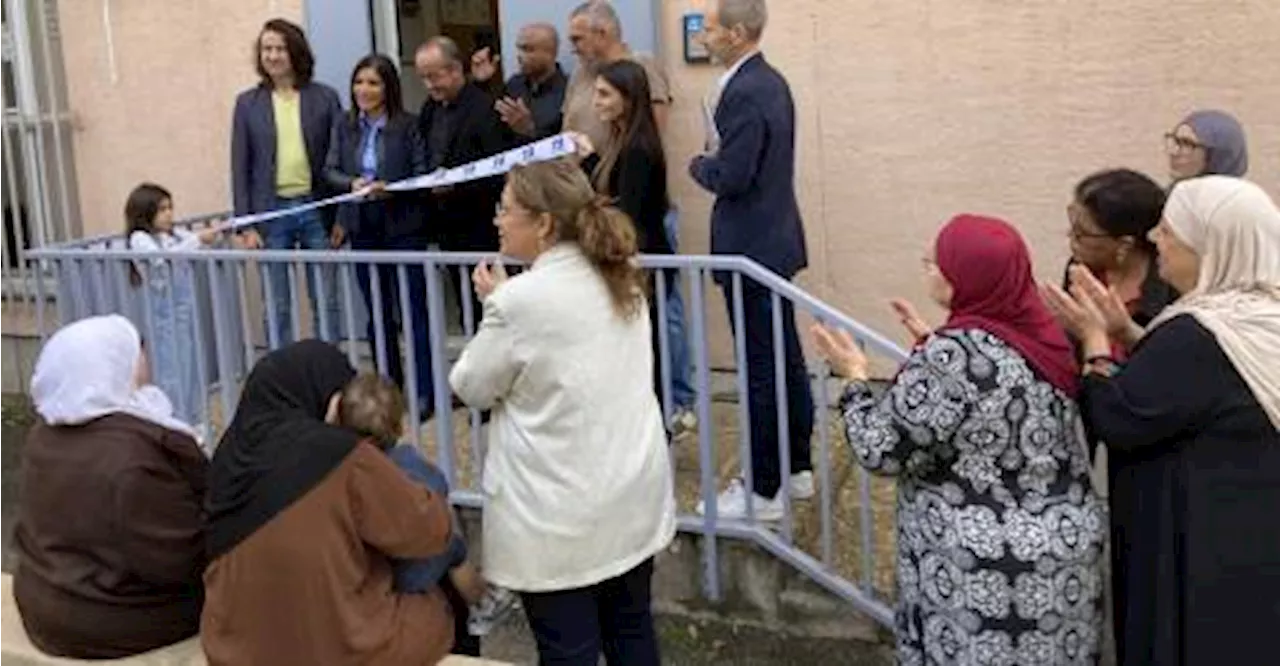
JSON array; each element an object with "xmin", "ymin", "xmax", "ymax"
[
  {"xmin": 324, "ymin": 54, "xmax": 437, "ymax": 421},
  {"xmin": 571, "ymin": 58, "xmax": 673, "ymax": 402},
  {"xmin": 230, "ymin": 18, "xmax": 343, "ymax": 346},
  {"xmin": 585, "ymin": 59, "xmax": 670, "ymax": 257}
]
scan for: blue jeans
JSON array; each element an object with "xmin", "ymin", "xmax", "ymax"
[
  {"xmin": 662, "ymin": 209, "xmax": 695, "ymax": 409},
  {"xmin": 386, "ymin": 444, "xmax": 468, "ymax": 593},
  {"xmin": 351, "ymin": 229, "xmax": 436, "ymax": 418},
  {"xmin": 145, "ymin": 260, "xmax": 202, "ymax": 425},
  {"xmin": 260, "ymin": 195, "xmax": 341, "ymax": 347}
]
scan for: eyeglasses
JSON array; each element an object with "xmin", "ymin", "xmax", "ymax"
[
  {"xmin": 495, "ymin": 202, "xmax": 534, "ymax": 219},
  {"xmin": 1066, "ymin": 203, "xmax": 1113, "ymax": 241},
  {"xmin": 1164, "ymin": 132, "xmax": 1206, "ymax": 155}
]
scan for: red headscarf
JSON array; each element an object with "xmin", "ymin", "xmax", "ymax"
[{"xmin": 935, "ymin": 214, "xmax": 1079, "ymax": 397}]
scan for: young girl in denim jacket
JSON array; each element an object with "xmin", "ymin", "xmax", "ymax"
[{"xmin": 125, "ymin": 183, "xmax": 223, "ymax": 428}]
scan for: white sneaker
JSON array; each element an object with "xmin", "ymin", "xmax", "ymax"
[
  {"xmin": 696, "ymin": 479, "xmax": 784, "ymax": 521},
  {"xmin": 789, "ymin": 471, "xmax": 815, "ymax": 500},
  {"xmin": 669, "ymin": 407, "xmax": 698, "ymax": 437},
  {"xmin": 468, "ymin": 586, "xmax": 520, "ymax": 637}
]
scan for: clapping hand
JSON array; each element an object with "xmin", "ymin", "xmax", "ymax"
[
  {"xmin": 811, "ymin": 323, "xmax": 870, "ymax": 380},
  {"xmin": 889, "ymin": 298, "xmax": 932, "ymax": 341},
  {"xmin": 472, "ymin": 260, "xmax": 509, "ymax": 301},
  {"xmin": 470, "ymin": 47, "xmax": 498, "ymax": 83},
  {"xmin": 495, "ymin": 96, "xmax": 535, "ymax": 136}
]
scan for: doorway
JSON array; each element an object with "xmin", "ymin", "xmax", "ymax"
[{"xmin": 373, "ymin": 0, "xmax": 503, "ymax": 112}]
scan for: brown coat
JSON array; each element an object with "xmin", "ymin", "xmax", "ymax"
[
  {"xmin": 200, "ymin": 441, "xmax": 455, "ymax": 666},
  {"xmin": 13, "ymin": 413, "xmax": 208, "ymax": 659}
]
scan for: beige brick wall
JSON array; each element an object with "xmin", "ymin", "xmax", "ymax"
[
  {"xmin": 57, "ymin": 0, "xmax": 304, "ymax": 233},
  {"xmin": 658, "ymin": 0, "xmax": 1280, "ymax": 352},
  {"xmin": 59, "ymin": 0, "xmax": 1280, "ymax": 353}
]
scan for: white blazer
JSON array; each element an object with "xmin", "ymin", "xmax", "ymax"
[{"xmin": 449, "ymin": 244, "xmax": 676, "ymax": 592}]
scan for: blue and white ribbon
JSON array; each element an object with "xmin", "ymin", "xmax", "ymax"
[{"xmin": 226, "ymin": 133, "xmax": 578, "ymax": 231}]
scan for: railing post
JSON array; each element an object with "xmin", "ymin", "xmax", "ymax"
[
  {"xmin": 689, "ymin": 267, "xmax": 720, "ymax": 602},
  {"xmin": 424, "ymin": 258, "xmax": 455, "ymax": 488},
  {"xmin": 731, "ymin": 272, "xmax": 754, "ymax": 521},
  {"xmin": 770, "ymin": 291, "xmax": 794, "ymax": 542},
  {"xmin": 397, "ymin": 264, "xmax": 423, "ymax": 446},
  {"xmin": 655, "ymin": 269, "xmax": 673, "ymax": 422}
]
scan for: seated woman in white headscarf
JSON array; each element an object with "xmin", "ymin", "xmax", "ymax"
[
  {"xmin": 12, "ymin": 314, "xmax": 207, "ymax": 659},
  {"xmin": 1044, "ymin": 175, "xmax": 1280, "ymax": 666}
]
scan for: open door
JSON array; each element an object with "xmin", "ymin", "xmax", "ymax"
[{"xmin": 377, "ymin": 0, "xmax": 503, "ymax": 112}]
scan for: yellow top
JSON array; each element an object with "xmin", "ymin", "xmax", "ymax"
[{"xmin": 272, "ymin": 91, "xmax": 312, "ymax": 197}]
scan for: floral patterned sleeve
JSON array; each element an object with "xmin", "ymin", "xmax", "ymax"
[{"xmin": 837, "ymin": 332, "xmax": 974, "ymax": 478}]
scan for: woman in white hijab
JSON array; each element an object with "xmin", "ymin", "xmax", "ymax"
[
  {"xmin": 13, "ymin": 315, "xmax": 209, "ymax": 658},
  {"xmin": 1044, "ymin": 175, "xmax": 1280, "ymax": 666}
]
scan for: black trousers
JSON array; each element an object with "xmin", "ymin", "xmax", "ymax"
[
  {"xmin": 720, "ymin": 275, "xmax": 814, "ymax": 498},
  {"xmin": 519, "ymin": 558, "xmax": 659, "ymax": 666}
]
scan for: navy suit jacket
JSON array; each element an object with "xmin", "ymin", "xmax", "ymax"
[
  {"xmin": 324, "ymin": 112, "xmax": 428, "ymax": 240},
  {"xmin": 229, "ymin": 81, "xmax": 343, "ymax": 229},
  {"xmin": 689, "ymin": 54, "xmax": 808, "ymax": 280}
]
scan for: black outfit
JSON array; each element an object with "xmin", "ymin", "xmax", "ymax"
[
  {"xmin": 1081, "ymin": 314, "xmax": 1280, "ymax": 666},
  {"xmin": 418, "ymin": 82, "xmax": 513, "ymax": 252},
  {"xmin": 584, "ymin": 146, "xmax": 672, "ymax": 402},
  {"xmin": 520, "ymin": 558, "xmax": 659, "ymax": 666},
  {"xmin": 502, "ymin": 65, "xmax": 569, "ymax": 141},
  {"xmin": 325, "ymin": 112, "xmax": 436, "ymax": 415},
  {"xmin": 420, "ymin": 82, "xmax": 514, "ymax": 322},
  {"xmin": 206, "ymin": 341, "xmax": 360, "ymax": 558}
]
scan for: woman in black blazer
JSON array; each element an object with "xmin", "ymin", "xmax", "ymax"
[
  {"xmin": 575, "ymin": 59, "xmax": 673, "ymax": 404},
  {"xmin": 324, "ymin": 55, "xmax": 437, "ymax": 421}
]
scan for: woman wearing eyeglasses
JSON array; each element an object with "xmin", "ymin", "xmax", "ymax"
[
  {"xmin": 1060, "ymin": 169, "xmax": 1179, "ymax": 363},
  {"xmin": 1165, "ymin": 109, "xmax": 1249, "ymax": 182},
  {"xmin": 1057, "ymin": 168, "xmax": 1180, "ymax": 664}
]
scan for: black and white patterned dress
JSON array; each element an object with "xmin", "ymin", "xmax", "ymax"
[{"xmin": 840, "ymin": 328, "xmax": 1105, "ymax": 665}]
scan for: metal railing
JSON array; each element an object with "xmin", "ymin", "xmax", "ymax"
[{"xmin": 26, "ymin": 219, "xmax": 908, "ymax": 628}]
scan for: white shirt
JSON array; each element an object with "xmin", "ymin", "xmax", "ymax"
[
  {"xmin": 718, "ymin": 48, "xmax": 759, "ymax": 91},
  {"xmin": 128, "ymin": 228, "xmax": 206, "ymax": 288},
  {"xmin": 703, "ymin": 49, "xmax": 760, "ymax": 153},
  {"xmin": 449, "ymin": 244, "xmax": 676, "ymax": 592}
]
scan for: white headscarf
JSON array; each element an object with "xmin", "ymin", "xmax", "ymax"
[
  {"xmin": 1147, "ymin": 176, "xmax": 1280, "ymax": 429},
  {"xmin": 30, "ymin": 314, "xmax": 203, "ymax": 444}
]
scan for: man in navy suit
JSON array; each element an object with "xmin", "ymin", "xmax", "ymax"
[{"xmin": 690, "ymin": 0, "xmax": 814, "ymax": 521}]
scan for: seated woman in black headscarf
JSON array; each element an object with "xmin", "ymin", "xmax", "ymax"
[{"xmin": 200, "ymin": 341, "xmax": 457, "ymax": 665}]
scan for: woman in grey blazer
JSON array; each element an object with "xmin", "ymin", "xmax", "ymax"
[{"xmin": 230, "ymin": 18, "xmax": 343, "ymax": 346}]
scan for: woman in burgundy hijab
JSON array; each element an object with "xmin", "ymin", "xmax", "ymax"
[{"xmin": 813, "ymin": 215, "xmax": 1104, "ymax": 665}]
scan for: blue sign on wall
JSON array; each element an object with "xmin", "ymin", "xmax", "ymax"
[{"xmin": 683, "ymin": 13, "xmax": 710, "ymax": 64}]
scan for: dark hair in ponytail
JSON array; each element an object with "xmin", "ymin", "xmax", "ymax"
[{"xmin": 507, "ymin": 159, "xmax": 644, "ymax": 319}]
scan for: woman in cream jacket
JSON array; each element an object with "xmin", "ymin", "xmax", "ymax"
[{"xmin": 450, "ymin": 157, "xmax": 675, "ymax": 666}]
